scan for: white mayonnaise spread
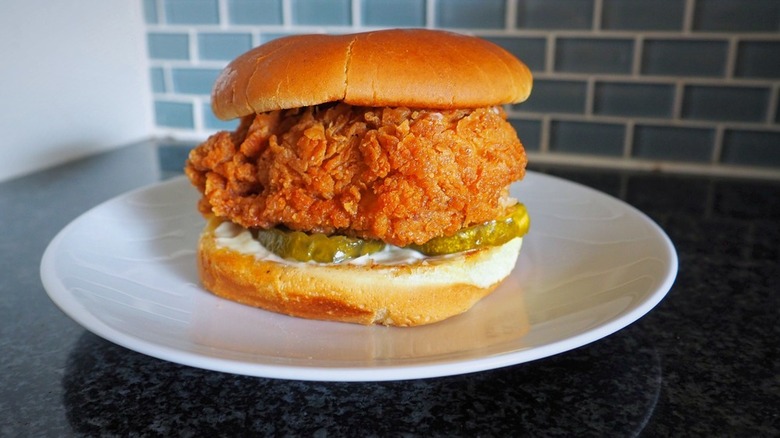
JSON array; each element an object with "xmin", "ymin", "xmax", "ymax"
[
  {"xmin": 213, "ymin": 221, "xmax": 437, "ymax": 266},
  {"xmin": 348, "ymin": 245, "xmax": 428, "ymax": 266},
  {"xmin": 214, "ymin": 222, "xmax": 286, "ymax": 262}
]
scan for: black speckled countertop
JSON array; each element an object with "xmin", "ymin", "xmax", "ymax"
[{"xmin": 1, "ymin": 141, "xmax": 777, "ymax": 436}]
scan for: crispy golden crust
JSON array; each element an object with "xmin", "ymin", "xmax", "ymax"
[
  {"xmin": 197, "ymin": 218, "xmax": 523, "ymax": 326},
  {"xmin": 211, "ymin": 29, "xmax": 532, "ymax": 119},
  {"xmin": 185, "ymin": 104, "xmax": 526, "ymax": 247}
]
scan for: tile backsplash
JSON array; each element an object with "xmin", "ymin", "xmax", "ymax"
[{"xmin": 143, "ymin": 0, "xmax": 780, "ymax": 178}]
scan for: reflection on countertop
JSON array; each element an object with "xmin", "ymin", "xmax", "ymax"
[{"xmin": 62, "ymin": 327, "xmax": 661, "ymax": 436}]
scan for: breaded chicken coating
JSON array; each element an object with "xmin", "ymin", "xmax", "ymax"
[{"xmin": 185, "ymin": 103, "xmax": 526, "ymax": 247}]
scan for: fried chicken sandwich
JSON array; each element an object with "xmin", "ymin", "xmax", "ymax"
[{"xmin": 185, "ymin": 29, "xmax": 533, "ymax": 326}]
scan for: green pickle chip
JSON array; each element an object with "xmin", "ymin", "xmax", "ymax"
[
  {"xmin": 254, "ymin": 228, "xmax": 385, "ymax": 263},
  {"xmin": 254, "ymin": 203, "xmax": 529, "ymax": 263},
  {"xmin": 407, "ymin": 203, "xmax": 530, "ymax": 256}
]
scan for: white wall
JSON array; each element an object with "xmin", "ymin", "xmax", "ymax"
[{"xmin": 0, "ymin": 1, "xmax": 152, "ymax": 182}]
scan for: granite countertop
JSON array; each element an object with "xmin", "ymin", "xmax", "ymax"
[{"xmin": 1, "ymin": 140, "xmax": 777, "ymax": 436}]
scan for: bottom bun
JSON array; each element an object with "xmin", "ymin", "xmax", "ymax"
[{"xmin": 197, "ymin": 219, "xmax": 523, "ymax": 326}]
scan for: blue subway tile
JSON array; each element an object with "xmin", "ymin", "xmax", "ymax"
[
  {"xmin": 436, "ymin": 0, "xmax": 505, "ymax": 29},
  {"xmin": 555, "ymin": 38, "xmax": 633, "ymax": 74},
  {"xmin": 515, "ymin": 79, "xmax": 587, "ymax": 114},
  {"xmin": 516, "ymin": 0, "xmax": 594, "ymax": 30},
  {"xmin": 292, "ymin": 0, "xmax": 351, "ymax": 26},
  {"xmin": 693, "ymin": 0, "xmax": 780, "ymax": 32},
  {"xmin": 642, "ymin": 39, "xmax": 727, "ymax": 78},
  {"xmin": 550, "ymin": 121, "xmax": 625, "ymax": 156},
  {"xmin": 735, "ymin": 41, "xmax": 780, "ymax": 79},
  {"xmin": 164, "ymin": 0, "xmax": 219, "ymax": 24},
  {"xmin": 721, "ymin": 130, "xmax": 780, "ymax": 168},
  {"xmin": 633, "ymin": 125, "xmax": 714, "ymax": 162},
  {"xmin": 143, "ymin": 0, "xmax": 159, "ymax": 24},
  {"xmin": 203, "ymin": 103, "xmax": 240, "ymax": 131},
  {"xmin": 150, "ymin": 67, "xmax": 166, "ymax": 93},
  {"xmin": 594, "ymin": 82, "xmax": 675, "ymax": 118},
  {"xmin": 682, "ymin": 86, "xmax": 769, "ymax": 122},
  {"xmin": 147, "ymin": 33, "xmax": 189, "ymax": 60},
  {"xmin": 172, "ymin": 68, "xmax": 222, "ymax": 95},
  {"xmin": 362, "ymin": 0, "xmax": 425, "ymax": 27},
  {"xmin": 228, "ymin": 0, "xmax": 283, "ymax": 25},
  {"xmin": 198, "ymin": 33, "xmax": 253, "ymax": 61},
  {"xmin": 155, "ymin": 101, "xmax": 194, "ymax": 129},
  {"xmin": 509, "ymin": 119, "xmax": 542, "ymax": 152},
  {"xmin": 601, "ymin": 0, "xmax": 685, "ymax": 31},
  {"xmin": 483, "ymin": 37, "xmax": 546, "ymax": 73}
]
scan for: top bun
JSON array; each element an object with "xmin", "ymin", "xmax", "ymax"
[{"xmin": 211, "ymin": 29, "xmax": 533, "ymax": 119}]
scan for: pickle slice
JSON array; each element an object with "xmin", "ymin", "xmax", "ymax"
[
  {"xmin": 407, "ymin": 203, "xmax": 530, "ymax": 256},
  {"xmin": 255, "ymin": 228, "xmax": 385, "ymax": 263}
]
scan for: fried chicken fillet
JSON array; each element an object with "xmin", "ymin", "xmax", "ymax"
[{"xmin": 185, "ymin": 103, "xmax": 526, "ymax": 247}]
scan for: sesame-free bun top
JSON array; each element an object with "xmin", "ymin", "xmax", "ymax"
[{"xmin": 211, "ymin": 29, "xmax": 533, "ymax": 119}]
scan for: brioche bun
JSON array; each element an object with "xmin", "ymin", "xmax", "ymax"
[
  {"xmin": 198, "ymin": 219, "xmax": 523, "ymax": 327},
  {"xmin": 211, "ymin": 28, "xmax": 533, "ymax": 119}
]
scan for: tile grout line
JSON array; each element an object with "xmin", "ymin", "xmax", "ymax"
[
  {"xmin": 513, "ymin": 110, "xmax": 780, "ymax": 132},
  {"xmin": 147, "ymin": 23, "xmax": 780, "ymax": 41},
  {"xmin": 498, "ymin": 105, "xmax": 780, "ymax": 128},
  {"xmin": 540, "ymin": 116, "xmax": 551, "ymax": 154},
  {"xmin": 153, "ymin": 93, "xmax": 198, "ymax": 104},
  {"xmin": 530, "ymin": 71, "xmax": 778, "ymax": 88},
  {"xmin": 623, "ymin": 120, "xmax": 635, "ymax": 159},
  {"xmin": 672, "ymin": 80, "xmax": 685, "ymax": 120},
  {"xmin": 188, "ymin": 28, "xmax": 199, "ymax": 64},
  {"xmin": 545, "ymin": 33, "xmax": 556, "ymax": 74},
  {"xmin": 526, "ymin": 153, "xmax": 780, "ymax": 180},
  {"xmin": 505, "ymin": 0, "xmax": 517, "ymax": 30},
  {"xmin": 724, "ymin": 36, "xmax": 738, "ymax": 80},
  {"xmin": 711, "ymin": 124, "xmax": 725, "ymax": 165},
  {"xmin": 351, "ymin": 0, "xmax": 361, "ymax": 27},
  {"xmin": 682, "ymin": 0, "xmax": 695, "ymax": 34},
  {"xmin": 217, "ymin": 0, "xmax": 228, "ymax": 29},
  {"xmin": 632, "ymin": 35, "xmax": 644, "ymax": 77},
  {"xmin": 767, "ymin": 83, "xmax": 779, "ymax": 125},
  {"xmin": 282, "ymin": 0, "xmax": 293, "ymax": 28},
  {"xmin": 592, "ymin": 0, "xmax": 603, "ymax": 31},
  {"xmin": 193, "ymin": 96, "xmax": 204, "ymax": 134},
  {"xmin": 162, "ymin": 62, "xmax": 174, "ymax": 96},
  {"xmin": 585, "ymin": 77, "xmax": 595, "ymax": 117},
  {"xmin": 425, "ymin": 0, "xmax": 436, "ymax": 29},
  {"xmin": 465, "ymin": 28, "xmax": 780, "ymax": 40}
]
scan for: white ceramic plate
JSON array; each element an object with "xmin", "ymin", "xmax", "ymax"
[{"xmin": 41, "ymin": 172, "xmax": 677, "ymax": 381}]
